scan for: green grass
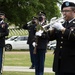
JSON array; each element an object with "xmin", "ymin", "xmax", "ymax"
[
  {"xmin": 45, "ymin": 51, "xmax": 54, "ymax": 67},
  {"xmin": 4, "ymin": 50, "xmax": 54, "ymax": 67},
  {"xmin": 4, "ymin": 51, "xmax": 32, "ymax": 66}
]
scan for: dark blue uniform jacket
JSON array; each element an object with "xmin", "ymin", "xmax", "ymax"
[{"xmin": 48, "ymin": 19, "xmax": 75, "ymax": 73}]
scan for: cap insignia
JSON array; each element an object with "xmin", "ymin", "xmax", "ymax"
[{"xmin": 65, "ymin": 2, "xmax": 69, "ymax": 6}]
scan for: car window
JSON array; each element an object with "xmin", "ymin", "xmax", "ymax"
[
  {"xmin": 25, "ymin": 37, "xmax": 28, "ymax": 40},
  {"xmin": 10, "ymin": 37, "xmax": 17, "ymax": 40},
  {"xmin": 15, "ymin": 36, "xmax": 28, "ymax": 41},
  {"xmin": 7, "ymin": 36, "xmax": 18, "ymax": 41}
]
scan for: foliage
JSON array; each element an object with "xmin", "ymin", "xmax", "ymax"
[{"xmin": 0, "ymin": 0, "xmax": 63, "ymax": 27}]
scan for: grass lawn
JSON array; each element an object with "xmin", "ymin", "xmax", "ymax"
[
  {"xmin": 4, "ymin": 50, "xmax": 54, "ymax": 67},
  {"xmin": 3, "ymin": 50, "xmax": 54, "ymax": 75}
]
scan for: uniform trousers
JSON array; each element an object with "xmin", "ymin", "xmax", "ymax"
[
  {"xmin": 0, "ymin": 48, "xmax": 3, "ymax": 73},
  {"xmin": 35, "ymin": 49, "xmax": 46, "ymax": 75},
  {"xmin": 29, "ymin": 44, "xmax": 35, "ymax": 67}
]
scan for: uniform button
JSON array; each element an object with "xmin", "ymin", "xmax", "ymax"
[
  {"xmin": 61, "ymin": 37, "xmax": 63, "ymax": 39},
  {"xmin": 61, "ymin": 42, "xmax": 63, "ymax": 44},
  {"xmin": 60, "ymin": 46, "xmax": 62, "ymax": 48}
]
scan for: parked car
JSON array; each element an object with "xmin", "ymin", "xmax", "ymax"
[
  {"xmin": 47, "ymin": 40, "xmax": 56, "ymax": 50},
  {"xmin": 5, "ymin": 36, "xmax": 29, "ymax": 51}
]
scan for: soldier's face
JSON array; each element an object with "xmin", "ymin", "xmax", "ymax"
[
  {"xmin": 0, "ymin": 15, "xmax": 5, "ymax": 20},
  {"xmin": 38, "ymin": 15, "xmax": 45, "ymax": 22},
  {"xmin": 32, "ymin": 19, "xmax": 38, "ymax": 24},
  {"xmin": 61, "ymin": 7, "xmax": 74, "ymax": 21}
]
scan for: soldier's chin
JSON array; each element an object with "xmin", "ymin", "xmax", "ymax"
[{"xmin": 64, "ymin": 17, "xmax": 68, "ymax": 21}]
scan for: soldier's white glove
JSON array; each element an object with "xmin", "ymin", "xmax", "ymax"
[
  {"xmin": 32, "ymin": 42, "xmax": 36, "ymax": 47},
  {"xmin": 35, "ymin": 30, "xmax": 43, "ymax": 36},
  {"xmin": 52, "ymin": 22, "xmax": 64, "ymax": 31}
]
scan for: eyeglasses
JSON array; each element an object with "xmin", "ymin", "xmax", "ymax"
[{"xmin": 61, "ymin": 10, "xmax": 72, "ymax": 13}]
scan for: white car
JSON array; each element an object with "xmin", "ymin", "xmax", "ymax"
[
  {"xmin": 47, "ymin": 40, "xmax": 56, "ymax": 50},
  {"xmin": 5, "ymin": 36, "xmax": 29, "ymax": 51}
]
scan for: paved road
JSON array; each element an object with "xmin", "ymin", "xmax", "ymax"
[{"xmin": 3, "ymin": 66, "xmax": 54, "ymax": 73}]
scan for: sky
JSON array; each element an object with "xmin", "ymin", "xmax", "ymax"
[{"xmin": 63, "ymin": 0, "xmax": 75, "ymax": 3}]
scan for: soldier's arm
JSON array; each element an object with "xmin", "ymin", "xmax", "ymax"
[{"xmin": 0, "ymin": 23, "xmax": 9, "ymax": 37}]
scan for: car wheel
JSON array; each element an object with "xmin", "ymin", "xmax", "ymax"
[
  {"xmin": 50, "ymin": 47, "xmax": 54, "ymax": 50},
  {"xmin": 5, "ymin": 44, "xmax": 12, "ymax": 51},
  {"xmin": 47, "ymin": 46, "xmax": 50, "ymax": 50}
]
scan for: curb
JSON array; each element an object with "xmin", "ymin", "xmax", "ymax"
[{"xmin": 3, "ymin": 66, "xmax": 54, "ymax": 73}]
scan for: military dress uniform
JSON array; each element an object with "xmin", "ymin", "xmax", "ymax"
[
  {"xmin": 48, "ymin": 18, "xmax": 75, "ymax": 75},
  {"xmin": 0, "ymin": 19, "xmax": 9, "ymax": 74},
  {"xmin": 34, "ymin": 12, "xmax": 49, "ymax": 75},
  {"xmin": 22, "ymin": 18, "xmax": 37, "ymax": 69},
  {"xmin": 35, "ymin": 31, "xmax": 48, "ymax": 75}
]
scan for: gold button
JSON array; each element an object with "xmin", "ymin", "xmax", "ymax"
[
  {"xmin": 60, "ymin": 46, "xmax": 62, "ymax": 48},
  {"xmin": 61, "ymin": 37, "xmax": 63, "ymax": 39},
  {"xmin": 61, "ymin": 42, "xmax": 63, "ymax": 44}
]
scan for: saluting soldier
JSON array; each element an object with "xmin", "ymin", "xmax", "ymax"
[
  {"xmin": 0, "ymin": 12, "xmax": 9, "ymax": 75},
  {"xmin": 23, "ymin": 17, "xmax": 38, "ymax": 69},
  {"xmin": 47, "ymin": 1, "xmax": 75, "ymax": 75}
]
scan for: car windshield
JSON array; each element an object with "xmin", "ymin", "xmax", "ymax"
[
  {"xmin": 8, "ymin": 36, "xmax": 18, "ymax": 41},
  {"xmin": 15, "ymin": 36, "xmax": 28, "ymax": 41}
]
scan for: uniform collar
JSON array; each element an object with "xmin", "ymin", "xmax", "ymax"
[{"xmin": 68, "ymin": 18, "xmax": 75, "ymax": 23}]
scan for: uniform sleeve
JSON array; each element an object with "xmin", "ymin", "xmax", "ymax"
[
  {"xmin": 0, "ymin": 23, "xmax": 9, "ymax": 37},
  {"xmin": 22, "ymin": 23, "xmax": 28, "ymax": 30}
]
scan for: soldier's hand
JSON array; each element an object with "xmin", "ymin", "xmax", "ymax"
[
  {"xmin": 32, "ymin": 42, "xmax": 36, "ymax": 47},
  {"xmin": 52, "ymin": 22, "xmax": 65, "ymax": 31},
  {"xmin": 35, "ymin": 30, "xmax": 43, "ymax": 36}
]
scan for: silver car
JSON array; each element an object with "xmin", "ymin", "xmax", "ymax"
[
  {"xmin": 5, "ymin": 36, "xmax": 29, "ymax": 51},
  {"xmin": 47, "ymin": 40, "xmax": 56, "ymax": 50}
]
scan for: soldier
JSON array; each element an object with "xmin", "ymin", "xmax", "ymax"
[
  {"xmin": 23, "ymin": 17, "xmax": 38, "ymax": 69},
  {"xmin": 34, "ymin": 12, "xmax": 49, "ymax": 75},
  {"xmin": 0, "ymin": 12, "xmax": 9, "ymax": 75},
  {"xmin": 47, "ymin": 1, "xmax": 75, "ymax": 75}
]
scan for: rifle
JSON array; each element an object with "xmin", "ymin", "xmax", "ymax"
[{"xmin": 33, "ymin": 23, "xmax": 44, "ymax": 54}]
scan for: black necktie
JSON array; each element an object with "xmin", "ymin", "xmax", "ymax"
[{"xmin": 65, "ymin": 21, "xmax": 69, "ymax": 28}]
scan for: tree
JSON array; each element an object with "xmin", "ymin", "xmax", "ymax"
[
  {"xmin": 0, "ymin": 0, "xmax": 63, "ymax": 27},
  {"xmin": 38, "ymin": 0, "xmax": 63, "ymax": 20}
]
